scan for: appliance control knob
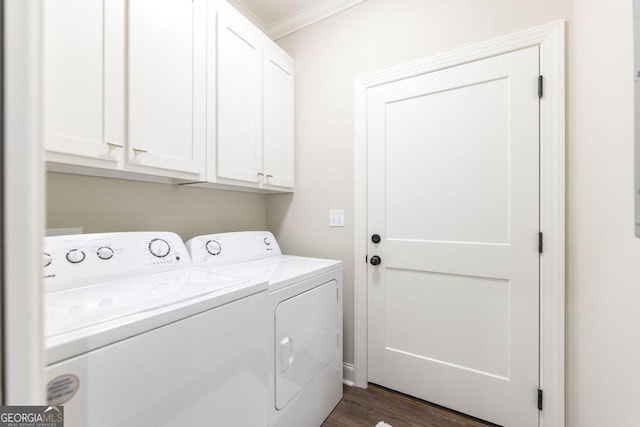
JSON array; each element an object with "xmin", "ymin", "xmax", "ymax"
[
  {"xmin": 97, "ymin": 246, "xmax": 114, "ymax": 260},
  {"xmin": 148, "ymin": 238, "xmax": 170, "ymax": 258},
  {"xmin": 206, "ymin": 240, "xmax": 222, "ymax": 256},
  {"xmin": 44, "ymin": 253, "xmax": 52, "ymax": 267},
  {"xmin": 66, "ymin": 249, "xmax": 86, "ymax": 264},
  {"xmin": 263, "ymin": 237, "xmax": 271, "ymax": 246}
]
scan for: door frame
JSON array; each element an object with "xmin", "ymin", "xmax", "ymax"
[
  {"xmin": 3, "ymin": 0, "xmax": 45, "ymax": 403},
  {"xmin": 353, "ymin": 21, "xmax": 565, "ymax": 427},
  {"xmin": 2, "ymin": 0, "xmax": 46, "ymax": 405}
]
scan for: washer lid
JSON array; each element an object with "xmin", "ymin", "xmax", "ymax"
[
  {"xmin": 45, "ymin": 268, "xmax": 267, "ymax": 365},
  {"xmin": 45, "ymin": 269, "xmax": 249, "ymax": 337}
]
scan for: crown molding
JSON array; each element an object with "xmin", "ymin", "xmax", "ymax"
[
  {"xmin": 267, "ymin": 0, "xmax": 364, "ymax": 40},
  {"xmin": 227, "ymin": 0, "xmax": 365, "ymax": 40},
  {"xmin": 225, "ymin": 0, "xmax": 269, "ymax": 32}
]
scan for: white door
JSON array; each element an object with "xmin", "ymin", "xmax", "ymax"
[
  {"xmin": 127, "ymin": 0, "xmax": 206, "ymax": 177},
  {"xmin": 367, "ymin": 46, "xmax": 540, "ymax": 426}
]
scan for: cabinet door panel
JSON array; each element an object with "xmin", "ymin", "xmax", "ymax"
[
  {"xmin": 217, "ymin": 9, "xmax": 261, "ymax": 183},
  {"xmin": 128, "ymin": 0, "xmax": 205, "ymax": 177},
  {"xmin": 43, "ymin": 0, "xmax": 120, "ymax": 164},
  {"xmin": 263, "ymin": 46, "xmax": 294, "ymax": 188}
]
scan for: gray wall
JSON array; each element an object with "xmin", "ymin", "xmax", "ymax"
[
  {"xmin": 567, "ymin": 0, "xmax": 639, "ymax": 425},
  {"xmin": 47, "ymin": 172, "xmax": 267, "ymax": 240}
]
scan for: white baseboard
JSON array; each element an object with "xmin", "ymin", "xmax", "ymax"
[{"xmin": 343, "ymin": 362, "xmax": 355, "ymax": 386}]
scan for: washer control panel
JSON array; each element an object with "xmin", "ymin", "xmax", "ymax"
[
  {"xmin": 44, "ymin": 232, "xmax": 191, "ymax": 292},
  {"xmin": 186, "ymin": 231, "xmax": 282, "ymax": 267}
]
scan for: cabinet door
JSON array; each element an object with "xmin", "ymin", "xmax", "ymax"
[
  {"xmin": 217, "ymin": 7, "xmax": 262, "ymax": 183},
  {"xmin": 43, "ymin": 0, "xmax": 124, "ymax": 167},
  {"xmin": 127, "ymin": 0, "xmax": 206, "ymax": 178},
  {"xmin": 263, "ymin": 43, "xmax": 295, "ymax": 189}
]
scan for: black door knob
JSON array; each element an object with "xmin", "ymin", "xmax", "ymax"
[
  {"xmin": 370, "ymin": 255, "xmax": 381, "ymax": 266},
  {"xmin": 371, "ymin": 234, "xmax": 381, "ymax": 244}
]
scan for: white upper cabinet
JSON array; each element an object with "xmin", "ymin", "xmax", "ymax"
[
  {"xmin": 262, "ymin": 42, "xmax": 295, "ymax": 189},
  {"xmin": 44, "ymin": 0, "xmax": 206, "ymax": 181},
  {"xmin": 211, "ymin": 2, "xmax": 295, "ymax": 191},
  {"xmin": 43, "ymin": 0, "xmax": 292, "ymax": 191},
  {"xmin": 127, "ymin": 0, "xmax": 206, "ymax": 177},
  {"xmin": 43, "ymin": 0, "xmax": 122, "ymax": 168},
  {"xmin": 216, "ymin": 7, "xmax": 262, "ymax": 183}
]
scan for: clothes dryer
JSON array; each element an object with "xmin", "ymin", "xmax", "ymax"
[{"xmin": 186, "ymin": 231, "xmax": 343, "ymax": 427}]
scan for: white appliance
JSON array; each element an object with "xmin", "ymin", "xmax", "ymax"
[
  {"xmin": 186, "ymin": 231, "xmax": 343, "ymax": 427},
  {"xmin": 44, "ymin": 232, "xmax": 268, "ymax": 427}
]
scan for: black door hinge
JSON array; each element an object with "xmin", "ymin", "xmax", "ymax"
[
  {"xmin": 538, "ymin": 232, "xmax": 543, "ymax": 254},
  {"xmin": 537, "ymin": 388, "xmax": 543, "ymax": 410},
  {"xmin": 538, "ymin": 76, "xmax": 544, "ymax": 98}
]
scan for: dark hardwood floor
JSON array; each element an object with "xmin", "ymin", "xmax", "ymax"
[{"xmin": 321, "ymin": 384, "xmax": 494, "ymax": 427}]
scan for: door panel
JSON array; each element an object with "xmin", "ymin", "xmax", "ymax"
[
  {"xmin": 367, "ymin": 46, "xmax": 540, "ymax": 426},
  {"xmin": 385, "ymin": 78, "xmax": 510, "ymax": 244},
  {"xmin": 385, "ymin": 269, "xmax": 510, "ymax": 379}
]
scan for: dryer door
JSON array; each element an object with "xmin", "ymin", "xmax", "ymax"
[{"xmin": 275, "ymin": 279, "xmax": 338, "ymax": 410}]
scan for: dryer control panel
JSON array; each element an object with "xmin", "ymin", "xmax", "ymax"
[
  {"xmin": 186, "ymin": 231, "xmax": 282, "ymax": 267},
  {"xmin": 44, "ymin": 232, "xmax": 191, "ymax": 292}
]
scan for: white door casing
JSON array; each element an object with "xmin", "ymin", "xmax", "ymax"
[
  {"xmin": 4, "ymin": 0, "xmax": 46, "ymax": 403},
  {"xmin": 367, "ymin": 46, "xmax": 540, "ymax": 426},
  {"xmin": 354, "ymin": 21, "xmax": 565, "ymax": 427}
]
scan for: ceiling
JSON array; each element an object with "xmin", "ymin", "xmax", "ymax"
[{"xmin": 226, "ymin": 0, "xmax": 365, "ymax": 40}]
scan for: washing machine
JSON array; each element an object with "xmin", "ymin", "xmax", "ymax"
[
  {"xmin": 186, "ymin": 231, "xmax": 343, "ymax": 427},
  {"xmin": 44, "ymin": 232, "xmax": 268, "ymax": 427}
]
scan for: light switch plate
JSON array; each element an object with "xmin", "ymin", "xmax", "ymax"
[{"xmin": 329, "ymin": 210, "xmax": 345, "ymax": 227}]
